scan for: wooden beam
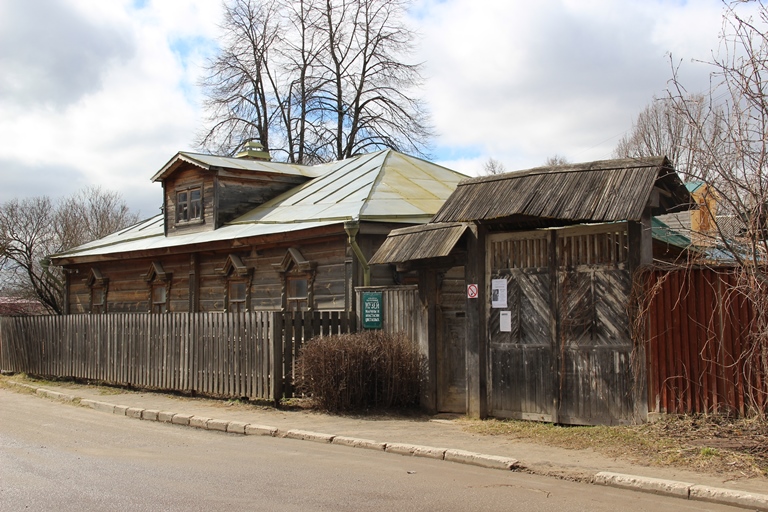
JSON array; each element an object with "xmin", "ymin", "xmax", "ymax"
[
  {"xmin": 421, "ymin": 269, "xmax": 438, "ymax": 413},
  {"xmin": 465, "ymin": 222, "xmax": 487, "ymax": 418}
]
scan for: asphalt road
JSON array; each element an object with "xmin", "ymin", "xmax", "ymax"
[{"xmin": 0, "ymin": 389, "xmax": 746, "ymax": 512}]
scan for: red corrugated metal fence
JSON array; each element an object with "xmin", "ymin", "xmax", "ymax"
[{"xmin": 645, "ymin": 268, "xmax": 766, "ymax": 416}]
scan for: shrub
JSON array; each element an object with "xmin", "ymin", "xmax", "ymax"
[{"xmin": 294, "ymin": 331, "xmax": 421, "ymax": 413}]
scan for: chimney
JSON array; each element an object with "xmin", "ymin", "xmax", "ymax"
[{"xmin": 235, "ymin": 141, "xmax": 271, "ymax": 161}]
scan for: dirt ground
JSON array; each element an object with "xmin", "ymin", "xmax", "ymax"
[{"xmin": 461, "ymin": 414, "xmax": 768, "ymax": 479}]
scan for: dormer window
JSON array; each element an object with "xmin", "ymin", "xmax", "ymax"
[{"xmin": 176, "ymin": 186, "xmax": 202, "ymax": 223}]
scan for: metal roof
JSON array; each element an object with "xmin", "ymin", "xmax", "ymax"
[
  {"xmin": 432, "ymin": 157, "xmax": 692, "ymax": 226},
  {"xmin": 52, "ymin": 149, "xmax": 467, "ymax": 262},
  {"xmin": 151, "ymin": 151, "xmax": 327, "ymax": 182},
  {"xmin": 369, "ymin": 222, "xmax": 472, "ymax": 265},
  {"xmin": 51, "ymin": 215, "xmax": 340, "ymax": 261},
  {"xmin": 651, "ymin": 217, "xmax": 693, "ymax": 250},
  {"xmin": 231, "ymin": 150, "xmax": 465, "ymax": 225}
]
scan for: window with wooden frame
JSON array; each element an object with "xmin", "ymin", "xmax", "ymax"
[
  {"xmin": 216, "ymin": 254, "xmax": 251, "ymax": 313},
  {"xmin": 85, "ymin": 268, "xmax": 109, "ymax": 314},
  {"xmin": 227, "ymin": 279, "xmax": 248, "ymax": 313},
  {"xmin": 176, "ymin": 185, "xmax": 203, "ymax": 223},
  {"xmin": 273, "ymin": 247, "xmax": 316, "ymax": 312},
  {"xmin": 144, "ymin": 262, "xmax": 172, "ymax": 313},
  {"xmin": 286, "ymin": 272, "xmax": 309, "ymax": 312}
]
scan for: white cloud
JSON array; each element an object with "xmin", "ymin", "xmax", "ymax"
[
  {"xmin": 0, "ymin": 0, "xmax": 754, "ymax": 217},
  {"xmin": 0, "ymin": 0, "xmax": 221, "ymax": 216},
  {"xmin": 415, "ymin": 0, "xmax": 734, "ymax": 175}
]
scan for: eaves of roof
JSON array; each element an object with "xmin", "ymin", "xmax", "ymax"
[{"xmin": 151, "ymin": 151, "xmax": 326, "ymax": 182}]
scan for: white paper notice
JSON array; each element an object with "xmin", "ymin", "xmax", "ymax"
[
  {"xmin": 499, "ymin": 311, "xmax": 512, "ymax": 332},
  {"xmin": 491, "ymin": 278, "xmax": 507, "ymax": 308}
]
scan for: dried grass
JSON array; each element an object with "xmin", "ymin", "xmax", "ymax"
[{"xmin": 462, "ymin": 414, "xmax": 768, "ymax": 478}]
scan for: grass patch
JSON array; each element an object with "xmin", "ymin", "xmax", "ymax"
[{"xmin": 461, "ymin": 415, "xmax": 768, "ymax": 478}]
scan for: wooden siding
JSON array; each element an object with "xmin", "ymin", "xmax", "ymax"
[
  {"xmin": 433, "ymin": 157, "xmax": 689, "ymax": 225},
  {"xmin": 355, "ymin": 285, "xmax": 426, "ymax": 346},
  {"xmin": 645, "ymin": 268, "xmax": 767, "ymax": 416},
  {"xmin": 64, "ymin": 234, "xmax": 373, "ymax": 314},
  {"xmin": 215, "ymin": 172, "xmax": 307, "ymax": 227},
  {"xmin": 165, "ymin": 167, "xmax": 215, "ymax": 236},
  {"xmin": 0, "ymin": 311, "xmax": 356, "ymax": 401}
]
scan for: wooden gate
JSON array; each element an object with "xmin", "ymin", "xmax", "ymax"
[{"xmin": 487, "ymin": 224, "xmax": 637, "ymax": 425}]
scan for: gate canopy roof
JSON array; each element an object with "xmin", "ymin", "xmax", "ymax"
[
  {"xmin": 432, "ymin": 156, "xmax": 691, "ymax": 227},
  {"xmin": 369, "ymin": 222, "xmax": 472, "ymax": 265}
]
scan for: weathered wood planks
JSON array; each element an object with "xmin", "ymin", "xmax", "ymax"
[{"xmin": 0, "ymin": 311, "xmax": 355, "ymax": 402}]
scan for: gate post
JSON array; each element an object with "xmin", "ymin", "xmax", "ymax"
[{"xmin": 465, "ymin": 223, "xmax": 488, "ymax": 418}]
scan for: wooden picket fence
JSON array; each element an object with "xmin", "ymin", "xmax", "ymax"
[{"xmin": 0, "ymin": 311, "xmax": 356, "ymax": 402}]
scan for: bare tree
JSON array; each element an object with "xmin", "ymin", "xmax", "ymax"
[
  {"xmin": 544, "ymin": 154, "xmax": 569, "ymax": 166},
  {"xmin": 198, "ymin": 0, "xmax": 283, "ymax": 157},
  {"xmin": 664, "ymin": 1, "xmax": 768, "ymax": 414},
  {"xmin": 667, "ymin": 2, "xmax": 768, "ymax": 271},
  {"xmin": 198, "ymin": 0, "xmax": 432, "ymax": 163},
  {"xmin": 482, "ymin": 157, "xmax": 506, "ymax": 175},
  {"xmin": 613, "ymin": 95, "xmax": 725, "ymax": 182},
  {"xmin": 0, "ymin": 187, "xmax": 139, "ymax": 314}
]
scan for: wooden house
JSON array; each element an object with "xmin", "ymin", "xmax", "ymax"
[
  {"xmin": 50, "ymin": 149, "xmax": 467, "ymax": 315},
  {"xmin": 370, "ymin": 157, "xmax": 693, "ymax": 425}
]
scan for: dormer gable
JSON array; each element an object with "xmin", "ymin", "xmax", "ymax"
[{"xmin": 153, "ymin": 151, "xmax": 321, "ymax": 237}]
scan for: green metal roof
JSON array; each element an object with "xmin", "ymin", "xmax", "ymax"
[
  {"xmin": 652, "ymin": 216, "xmax": 693, "ymax": 249},
  {"xmin": 52, "ymin": 149, "xmax": 467, "ymax": 262},
  {"xmin": 232, "ymin": 150, "xmax": 465, "ymax": 225}
]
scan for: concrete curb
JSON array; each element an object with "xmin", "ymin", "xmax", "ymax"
[
  {"xmin": 690, "ymin": 484, "xmax": 768, "ymax": 510},
  {"xmin": 331, "ymin": 436, "xmax": 386, "ymax": 451},
  {"xmin": 595, "ymin": 472, "xmax": 768, "ymax": 511},
  {"xmin": 445, "ymin": 449, "xmax": 519, "ymax": 471},
  {"xmin": 284, "ymin": 429, "xmax": 335, "ymax": 443},
  {"xmin": 10, "ymin": 383, "xmax": 768, "ymax": 510},
  {"xmin": 594, "ymin": 472, "xmax": 694, "ymax": 498}
]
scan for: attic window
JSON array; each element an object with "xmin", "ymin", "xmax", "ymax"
[{"xmin": 176, "ymin": 186, "xmax": 202, "ymax": 223}]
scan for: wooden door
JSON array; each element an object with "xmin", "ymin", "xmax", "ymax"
[
  {"xmin": 436, "ymin": 266, "xmax": 467, "ymax": 413},
  {"xmin": 487, "ymin": 232, "xmax": 555, "ymax": 421},
  {"xmin": 556, "ymin": 226, "xmax": 635, "ymax": 425},
  {"xmin": 487, "ymin": 225, "xmax": 636, "ymax": 425}
]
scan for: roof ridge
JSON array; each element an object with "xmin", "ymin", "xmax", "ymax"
[
  {"xmin": 355, "ymin": 150, "xmax": 393, "ymax": 220},
  {"xmin": 460, "ymin": 156, "xmax": 668, "ymax": 186}
]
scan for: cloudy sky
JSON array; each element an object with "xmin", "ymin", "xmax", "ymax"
[{"xmin": 0, "ymin": 0, "xmax": 741, "ymax": 217}]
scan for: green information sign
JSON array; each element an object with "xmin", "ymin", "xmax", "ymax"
[{"xmin": 362, "ymin": 291, "xmax": 383, "ymax": 329}]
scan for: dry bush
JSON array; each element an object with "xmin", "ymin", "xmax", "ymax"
[{"xmin": 294, "ymin": 331, "xmax": 421, "ymax": 413}]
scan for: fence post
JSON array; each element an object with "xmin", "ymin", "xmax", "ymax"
[{"xmin": 271, "ymin": 312, "xmax": 283, "ymax": 405}]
